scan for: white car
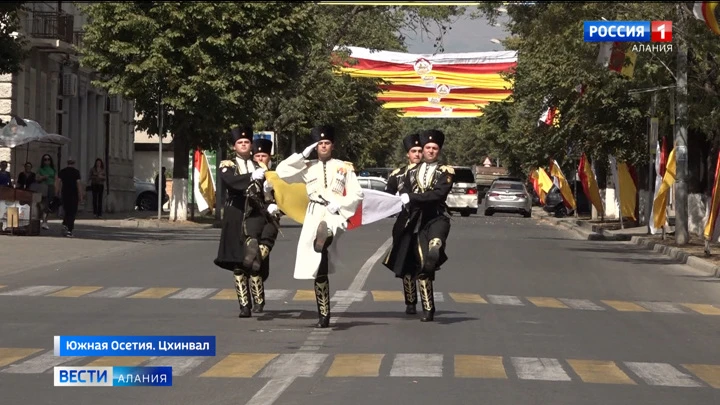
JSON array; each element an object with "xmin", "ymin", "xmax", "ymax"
[
  {"xmin": 446, "ymin": 166, "xmax": 478, "ymax": 217},
  {"xmin": 357, "ymin": 176, "xmax": 388, "ymax": 191}
]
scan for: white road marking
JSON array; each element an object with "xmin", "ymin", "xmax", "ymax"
[
  {"xmin": 636, "ymin": 301, "xmax": 686, "ymax": 314},
  {"xmin": 389, "ymin": 354, "xmax": 443, "ymax": 377},
  {"xmin": 487, "ymin": 295, "xmax": 524, "ymax": 306},
  {"xmin": 433, "ymin": 292, "xmax": 444, "ymax": 303},
  {"xmin": 0, "ymin": 285, "xmax": 66, "ymax": 296},
  {"xmin": 87, "ymin": 287, "xmax": 144, "ymax": 298},
  {"xmin": 558, "ymin": 298, "xmax": 605, "ymax": 311},
  {"xmin": 625, "ymin": 362, "xmax": 703, "ymax": 387},
  {"xmin": 331, "ymin": 290, "xmax": 367, "ymax": 302},
  {"xmin": 245, "ymin": 237, "xmax": 392, "ymax": 405},
  {"xmin": 511, "ymin": 357, "xmax": 572, "ymax": 381},
  {"xmin": 169, "ymin": 288, "xmax": 217, "ymax": 300},
  {"xmin": 258, "ymin": 353, "xmax": 328, "ymax": 378},
  {"xmin": 145, "ymin": 356, "xmax": 208, "ymax": 376},
  {"xmin": 265, "ymin": 289, "xmax": 292, "ymax": 301},
  {"xmin": 1, "ymin": 351, "xmax": 79, "ymax": 374}
]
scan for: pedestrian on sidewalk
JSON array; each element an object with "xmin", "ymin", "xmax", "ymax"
[
  {"xmin": 0, "ymin": 160, "xmax": 10, "ymax": 187},
  {"xmin": 36, "ymin": 154, "xmax": 56, "ymax": 230},
  {"xmin": 274, "ymin": 125, "xmax": 364, "ymax": 328},
  {"xmin": 383, "ymin": 133, "xmax": 423, "ymax": 315},
  {"xmin": 16, "ymin": 162, "xmax": 36, "ymax": 190},
  {"xmin": 56, "ymin": 157, "xmax": 83, "ymax": 237},
  {"xmin": 88, "ymin": 158, "xmax": 106, "ymax": 218},
  {"xmin": 387, "ymin": 129, "xmax": 454, "ymax": 322}
]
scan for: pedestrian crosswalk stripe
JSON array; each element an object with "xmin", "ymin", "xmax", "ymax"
[
  {"xmin": 637, "ymin": 301, "xmax": 685, "ymax": 314},
  {"xmin": 624, "ymin": 362, "xmax": 703, "ymax": 387},
  {"xmin": 454, "ymin": 355, "xmax": 507, "ymax": 379},
  {"xmin": 558, "ymin": 298, "xmax": 605, "ymax": 311},
  {"xmin": 567, "ymin": 359, "xmax": 635, "ymax": 384},
  {"xmin": 487, "ymin": 295, "xmax": 524, "ymax": 306},
  {"xmin": 0, "ymin": 347, "xmax": 719, "ymax": 387},
  {"xmin": 210, "ymin": 288, "xmax": 236, "ymax": 300},
  {"xmin": 85, "ymin": 356, "xmax": 150, "ymax": 367},
  {"xmin": 390, "ymin": 353, "xmax": 443, "ymax": 377},
  {"xmin": 680, "ymin": 303, "xmax": 720, "ymax": 315},
  {"xmin": 128, "ymin": 287, "xmax": 180, "ymax": 299},
  {"xmin": 48, "ymin": 286, "xmax": 103, "ymax": 297},
  {"xmin": 448, "ymin": 293, "xmax": 487, "ymax": 304},
  {"xmin": 512, "ymin": 357, "xmax": 571, "ymax": 381},
  {"xmin": 0, "ymin": 285, "xmax": 66, "ymax": 296},
  {"xmin": 293, "ymin": 290, "xmax": 316, "ymax": 301},
  {"xmin": 169, "ymin": 288, "xmax": 218, "ymax": 300},
  {"xmin": 326, "ymin": 354, "xmax": 384, "ymax": 377},
  {"xmin": 200, "ymin": 353, "xmax": 278, "ymax": 378},
  {"xmin": 87, "ymin": 286, "xmax": 144, "ymax": 298},
  {"xmin": 0, "ymin": 348, "xmax": 43, "ymax": 368},
  {"xmin": 682, "ymin": 364, "xmax": 720, "ymax": 388},
  {"xmin": 526, "ymin": 297, "xmax": 569, "ymax": 309},
  {"xmin": 601, "ymin": 300, "xmax": 650, "ymax": 312},
  {"xmin": 371, "ymin": 290, "xmax": 404, "ymax": 301}
]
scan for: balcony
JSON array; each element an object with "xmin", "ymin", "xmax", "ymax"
[{"xmin": 27, "ymin": 11, "xmax": 75, "ymax": 46}]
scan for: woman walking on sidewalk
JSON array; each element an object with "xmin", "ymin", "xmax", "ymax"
[
  {"xmin": 36, "ymin": 154, "xmax": 56, "ymax": 230},
  {"xmin": 88, "ymin": 158, "xmax": 106, "ymax": 218}
]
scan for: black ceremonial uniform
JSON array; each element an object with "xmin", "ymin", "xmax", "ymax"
[
  {"xmin": 213, "ymin": 125, "xmax": 267, "ymax": 318},
  {"xmin": 387, "ymin": 130, "xmax": 454, "ymax": 322},
  {"xmin": 384, "ymin": 133, "xmax": 422, "ymax": 315}
]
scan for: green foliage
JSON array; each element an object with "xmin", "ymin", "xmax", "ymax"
[{"xmin": 0, "ymin": 2, "xmax": 28, "ymax": 75}]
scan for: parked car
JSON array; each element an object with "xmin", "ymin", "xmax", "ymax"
[
  {"xmin": 446, "ymin": 166, "xmax": 478, "ymax": 217},
  {"xmin": 357, "ymin": 176, "xmax": 388, "ymax": 191},
  {"xmin": 359, "ymin": 167, "xmax": 394, "ymax": 180},
  {"xmin": 483, "ymin": 179, "xmax": 532, "ymax": 217},
  {"xmin": 134, "ymin": 177, "xmax": 159, "ymax": 211},
  {"xmin": 542, "ymin": 180, "xmax": 591, "ymax": 217}
]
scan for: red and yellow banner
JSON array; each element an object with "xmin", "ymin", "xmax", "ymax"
[{"xmin": 333, "ymin": 46, "xmax": 517, "ymax": 118}]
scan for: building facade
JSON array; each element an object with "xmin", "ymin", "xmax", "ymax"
[{"xmin": 0, "ymin": 2, "xmax": 136, "ymax": 213}]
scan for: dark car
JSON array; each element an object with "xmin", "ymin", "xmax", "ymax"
[{"xmin": 542, "ymin": 180, "xmax": 591, "ymax": 217}]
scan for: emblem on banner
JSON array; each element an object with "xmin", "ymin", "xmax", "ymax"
[
  {"xmin": 441, "ymin": 106, "xmax": 453, "ymax": 115},
  {"xmin": 428, "ymin": 97, "xmax": 441, "ymax": 104},
  {"xmin": 435, "ymin": 84, "xmax": 450, "ymax": 96},
  {"xmin": 414, "ymin": 58, "xmax": 432, "ymax": 75},
  {"xmin": 421, "ymin": 75, "xmax": 436, "ymax": 85}
]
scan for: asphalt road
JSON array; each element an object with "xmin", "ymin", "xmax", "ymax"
[{"xmin": 2, "ymin": 212, "xmax": 720, "ymax": 404}]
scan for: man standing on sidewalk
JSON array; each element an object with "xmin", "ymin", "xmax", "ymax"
[
  {"xmin": 383, "ymin": 133, "xmax": 423, "ymax": 315},
  {"xmin": 56, "ymin": 157, "xmax": 83, "ymax": 237}
]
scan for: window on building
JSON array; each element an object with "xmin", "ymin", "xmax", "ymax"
[{"xmin": 56, "ymin": 96, "xmax": 63, "ymax": 135}]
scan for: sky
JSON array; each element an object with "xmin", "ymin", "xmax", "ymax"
[{"xmin": 403, "ymin": 8, "xmax": 512, "ymax": 54}]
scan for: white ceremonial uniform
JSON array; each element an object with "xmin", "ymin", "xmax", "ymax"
[{"xmin": 274, "ymin": 153, "xmax": 364, "ymax": 279}]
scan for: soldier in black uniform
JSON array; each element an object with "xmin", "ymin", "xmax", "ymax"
[
  {"xmin": 388, "ymin": 129, "xmax": 454, "ymax": 322},
  {"xmin": 213, "ymin": 125, "xmax": 269, "ymax": 318},
  {"xmin": 384, "ymin": 133, "xmax": 423, "ymax": 314}
]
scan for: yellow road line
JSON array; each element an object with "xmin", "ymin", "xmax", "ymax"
[
  {"xmin": 326, "ymin": 354, "xmax": 384, "ymax": 377},
  {"xmin": 293, "ymin": 290, "xmax": 316, "ymax": 301},
  {"xmin": 210, "ymin": 289, "xmax": 236, "ymax": 300},
  {"xmin": 601, "ymin": 300, "xmax": 650, "ymax": 312},
  {"xmin": 200, "ymin": 353, "xmax": 278, "ymax": 378},
  {"xmin": 0, "ymin": 348, "xmax": 43, "ymax": 367},
  {"xmin": 680, "ymin": 303, "xmax": 720, "ymax": 315},
  {"xmin": 449, "ymin": 293, "xmax": 487, "ymax": 304},
  {"xmin": 526, "ymin": 297, "xmax": 569, "ymax": 309},
  {"xmin": 371, "ymin": 290, "xmax": 404, "ymax": 302},
  {"xmin": 567, "ymin": 359, "xmax": 635, "ymax": 384},
  {"xmin": 454, "ymin": 355, "xmax": 507, "ymax": 379},
  {"xmin": 128, "ymin": 288, "xmax": 181, "ymax": 299},
  {"xmin": 48, "ymin": 286, "xmax": 103, "ymax": 297},
  {"xmin": 682, "ymin": 364, "xmax": 720, "ymax": 388},
  {"xmin": 85, "ymin": 357, "xmax": 150, "ymax": 367}
]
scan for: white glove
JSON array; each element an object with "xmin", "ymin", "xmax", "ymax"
[
  {"xmin": 251, "ymin": 168, "xmax": 266, "ymax": 180},
  {"xmin": 400, "ymin": 193, "xmax": 410, "ymax": 205},
  {"xmin": 267, "ymin": 203, "xmax": 278, "ymax": 215},
  {"xmin": 302, "ymin": 142, "xmax": 319, "ymax": 158},
  {"xmin": 263, "ymin": 180, "xmax": 273, "ymax": 193},
  {"xmin": 326, "ymin": 201, "xmax": 341, "ymax": 214}
]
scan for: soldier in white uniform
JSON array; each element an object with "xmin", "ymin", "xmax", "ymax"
[{"xmin": 274, "ymin": 125, "xmax": 364, "ymax": 328}]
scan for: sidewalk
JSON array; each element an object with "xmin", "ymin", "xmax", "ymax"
[
  {"xmin": 46, "ymin": 209, "xmax": 217, "ymax": 230},
  {"xmin": 534, "ymin": 206, "xmax": 720, "ymax": 278}
]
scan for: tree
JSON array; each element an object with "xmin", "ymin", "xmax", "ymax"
[
  {"xmin": 0, "ymin": 2, "xmax": 28, "ymax": 75},
  {"xmin": 79, "ymin": 2, "xmax": 317, "ymax": 220}
]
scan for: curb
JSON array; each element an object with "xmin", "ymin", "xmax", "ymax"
[
  {"xmin": 535, "ymin": 208, "xmax": 720, "ymax": 278},
  {"xmin": 116, "ymin": 219, "xmax": 215, "ymax": 230}
]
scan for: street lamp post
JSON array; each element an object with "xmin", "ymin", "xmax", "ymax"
[{"xmin": 157, "ymin": 91, "xmax": 164, "ymax": 223}]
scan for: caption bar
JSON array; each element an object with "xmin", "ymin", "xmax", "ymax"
[
  {"xmin": 54, "ymin": 335, "xmax": 216, "ymax": 356},
  {"xmin": 54, "ymin": 366, "xmax": 172, "ymax": 387}
]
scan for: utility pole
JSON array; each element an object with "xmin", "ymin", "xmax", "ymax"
[
  {"xmin": 675, "ymin": 4, "xmax": 690, "ymax": 245},
  {"xmin": 647, "ymin": 93, "xmax": 658, "ymax": 234}
]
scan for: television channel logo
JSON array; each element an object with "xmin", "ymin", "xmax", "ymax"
[
  {"xmin": 54, "ymin": 366, "xmax": 173, "ymax": 387},
  {"xmin": 584, "ymin": 21, "xmax": 672, "ymax": 43}
]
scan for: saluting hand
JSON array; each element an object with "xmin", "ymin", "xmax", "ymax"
[{"xmin": 302, "ymin": 142, "xmax": 319, "ymax": 158}]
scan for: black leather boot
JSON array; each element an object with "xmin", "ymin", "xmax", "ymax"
[
  {"xmin": 313, "ymin": 221, "xmax": 334, "ymax": 253},
  {"xmin": 234, "ymin": 272, "xmax": 252, "ymax": 318},
  {"xmin": 403, "ymin": 274, "xmax": 417, "ymax": 315},
  {"xmin": 243, "ymin": 238, "xmax": 261, "ymax": 272},
  {"xmin": 250, "ymin": 275, "xmax": 265, "ymax": 313},
  {"xmin": 418, "ymin": 277, "xmax": 435, "ymax": 322},
  {"xmin": 314, "ymin": 276, "xmax": 331, "ymax": 328}
]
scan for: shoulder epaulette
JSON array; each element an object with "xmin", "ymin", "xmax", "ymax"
[
  {"xmin": 390, "ymin": 167, "xmax": 402, "ymax": 176},
  {"xmin": 440, "ymin": 165, "xmax": 455, "ymax": 175},
  {"xmin": 342, "ymin": 161, "xmax": 355, "ymax": 171},
  {"xmin": 220, "ymin": 160, "xmax": 236, "ymax": 168},
  {"xmin": 407, "ymin": 163, "xmax": 418, "ymax": 170}
]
